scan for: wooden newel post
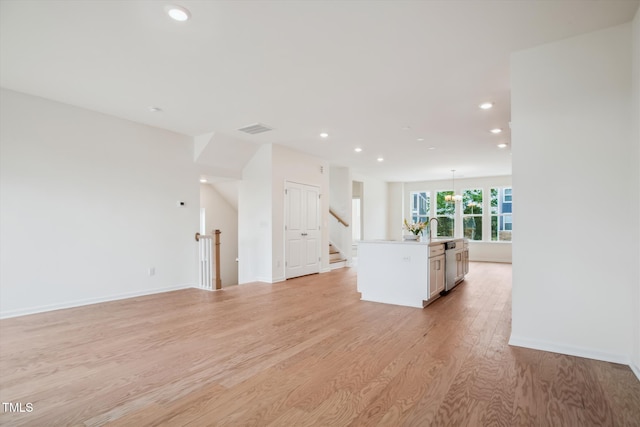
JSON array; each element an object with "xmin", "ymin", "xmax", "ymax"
[{"xmin": 214, "ymin": 229, "xmax": 222, "ymax": 290}]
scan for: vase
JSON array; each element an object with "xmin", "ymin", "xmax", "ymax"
[{"xmin": 403, "ymin": 234, "xmax": 420, "ymax": 241}]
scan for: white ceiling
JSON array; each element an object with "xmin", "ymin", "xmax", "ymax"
[{"xmin": 1, "ymin": 0, "xmax": 638, "ymax": 182}]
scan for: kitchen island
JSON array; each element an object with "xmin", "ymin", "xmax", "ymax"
[{"xmin": 357, "ymin": 238, "xmax": 468, "ymax": 308}]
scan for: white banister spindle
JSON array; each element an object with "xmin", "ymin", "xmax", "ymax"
[
  {"xmin": 198, "ymin": 235, "xmax": 213, "ymax": 290},
  {"xmin": 195, "ymin": 230, "xmax": 221, "ymax": 291}
]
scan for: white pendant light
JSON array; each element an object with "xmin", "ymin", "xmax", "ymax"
[{"xmin": 445, "ymin": 169, "xmax": 462, "ymax": 203}]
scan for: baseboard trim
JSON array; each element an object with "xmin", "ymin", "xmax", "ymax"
[
  {"xmin": 508, "ymin": 335, "xmax": 629, "ymax": 365},
  {"xmin": 0, "ymin": 283, "xmax": 194, "ymax": 319},
  {"xmin": 470, "ymin": 257, "xmax": 512, "ymax": 264},
  {"xmin": 252, "ymin": 275, "xmax": 287, "ymax": 284},
  {"xmin": 630, "ymin": 361, "xmax": 640, "ymax": 381}
]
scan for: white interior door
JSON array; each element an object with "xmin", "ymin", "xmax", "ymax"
[{"xmin": 285, "ymin": 181, "xmax": 320, "ymax": 279}]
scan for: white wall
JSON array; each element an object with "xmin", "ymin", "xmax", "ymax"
[
  {"xmin": 0, "ymin": 89, "xmax": 199, "ymax": 318},
  {"xmin": 353, "ymin": 173, "xmax": 388, "ymax": 240},
  {"xmin": 200, "ymin": 184, "xmax": 238, "ymax": 286},
  {"xmin": 511, "ymin": 23, "xmax": 636, "ymax": 364},
  {"xmin": 272, "ymin": 144, "xmax": 330, "ymax": 279},
  {"xmin": 238, "ymin": 144, "xmax": 273, "ymax": 284},
  {"xmin": 238, "ymin": 144, "xmax": 330, "ymax": 283},
  {"xmin": 387, "ymin": 182, "xmax": 404, "ymax": 241},
  {"xmin": 329, "ymin": 165, "xmax": 352, "ymax": 262},
  {"xmin": 400, "ymin": 175, "xmax": 512, "ymax": 262},
  {"xmin": 632, "ymin": 7, "xmax": 640, "ymax": 376}
]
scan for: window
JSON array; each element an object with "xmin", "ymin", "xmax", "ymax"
[
  {"xmin": 503, "ymin": 188, "xmax": 512, "ymax": 203},
  {"xmin": 410, "ymin": 191, "xmax": 430, "ymax": 224},
  {"xmin": 404, "ymin": 184, "xmax": 512, "ymax": 243},
  {"xmin": 462, "ymin": 189, "xmax": 483, "ymax": 241},
  {"xmin": 491, "ymin": 187, "xmax": 512, "ymax": 241},
  {"xmin": 436, "ymin": 191, "xmax": 454, "ymax": 237}
]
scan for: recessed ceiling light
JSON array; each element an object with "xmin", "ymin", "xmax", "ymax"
[
  {"xmin": 320, "ymin": 132, "xmax": 329, "ymax": 138},
  {"xmin": 200, "ymin": 178, "xmax": 207, "ymax": 183},
  {"xmin": 490, "ymin": 128, "xmax": 502, "ymax": 134},
  {"xmin": 479, "ymin": 102, "xmax": 493, "ymax": 110},
  {"xmin": 354, "ymin": 147, "xmax": 362, "ymax": 152},
  {"xmin": 497, "ymin": 143, "xmax": 508, "ymax": 148},
  {"xmin": 416, "ymin": 138, "xmax": 424, "ymax": 142},
  {"xmin": 166, "ymin": 5, "xmax": 191, "ymax": 21},
  {"xmin": 428, "ymin": 147, "xmax": 436, "ymax": 150},
  {"xmin": 377, "ymin": 157, "xmax": 384, "ymax": 162},
  {"xmin": 149, "ymin": 106, "xmax": 163, "ymax": 113}
]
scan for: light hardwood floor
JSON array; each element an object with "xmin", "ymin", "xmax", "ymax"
[{"xmin": 1, "ymin": 263, "xmax": 639, "ymax": 426}]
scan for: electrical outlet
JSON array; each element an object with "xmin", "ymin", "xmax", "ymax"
[
  {"xmin": 402, "ymin": 256, "xmax": 411, "ymax": 262},
  {"xmin": 148, "ymin": 267, "xmax": 155, "ymax": 276}
]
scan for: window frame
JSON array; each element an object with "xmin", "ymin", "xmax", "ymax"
[
  {"xmin": 405, "ymin": 183, "xmax": 512, "ymax": 243},
  {"xmin": 461, "ymin": 188, "xmax": 483, "ymax": 241},
  {"xmin": 503, "ymin": 188, "xmax": 512, "ymax": 203},
  {"xmin": 409, "ymin": 191, "xmax": 430, "ymax": 225},
  {"xmin": 435, "ymin": 190, "xmax": 455, "ymax": 237},
  {"xmin": 491, "ymin": 186, "xmax": 513, "ymax": 242}
]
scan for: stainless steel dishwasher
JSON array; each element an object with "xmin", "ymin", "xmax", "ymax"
[{"xmin": 443, "ymin": 241, "xmax": 465, "ymax": 293}]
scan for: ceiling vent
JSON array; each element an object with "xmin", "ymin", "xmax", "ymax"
[{"xmin": 237, "ymin": 123, "xmax": 273, "ymax": 135}]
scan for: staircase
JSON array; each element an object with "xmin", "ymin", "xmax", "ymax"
[{"xmin": 329, "ymin": 242, "xmax": 347, "ymax": 269}]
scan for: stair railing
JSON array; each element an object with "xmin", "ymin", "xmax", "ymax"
[
  {"xmin": 195, "ymin": 229, "xmax": 222, "ymax": 290},
  {"xmin": 329, "ymin": 208, "xmax": 349, "ymax": 227}
]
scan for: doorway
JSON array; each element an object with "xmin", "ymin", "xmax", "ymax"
[
  {"xmin": 285, "ymin": 181, "xmax": 320, "ymax": 279},
  {"xmin": 352, "ymin": 180, "xmax": 364, "ymax": 257}
]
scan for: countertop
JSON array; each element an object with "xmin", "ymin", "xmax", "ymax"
[{"xmin": 359, "ymin": 238, "xmax": 467, "ymax": 247}]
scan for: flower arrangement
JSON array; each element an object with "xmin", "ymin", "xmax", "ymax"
[{"xmin": 403, "ymin": 218, "xmax": 427, "ymax": 235}]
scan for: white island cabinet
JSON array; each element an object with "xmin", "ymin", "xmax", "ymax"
[
  {"xmin": 357, "ymin": 240, "xmax": 448, "ymax": 308},
  {"xmin": 429, "ymin": 243, "xmax": 446, "ymax": 299}
]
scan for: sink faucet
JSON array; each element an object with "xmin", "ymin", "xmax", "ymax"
[{"xmin": 427, "ymin": 217, "xmax": 439, "ymax": 242}]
